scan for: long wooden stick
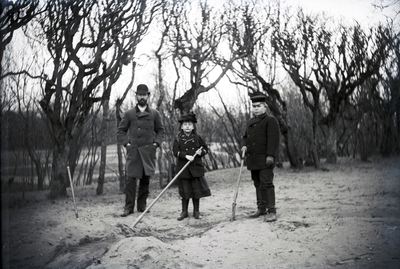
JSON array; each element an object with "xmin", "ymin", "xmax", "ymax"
[
  {"xmin": 131, "ymin": 147, "xmax": 203, "ymax": 228},
  {"xmin": 67, "ymin": 166, "xmax": 79, "ymax": 219},
  {"xmin": 231, "ymin": 150, "xmax": 246, "ymax": 221}
]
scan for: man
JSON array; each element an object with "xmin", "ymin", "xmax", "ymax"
[
  {"xmin": 117, "ymin": 84, "xmax": 165, "ymax": 217},
  {"xmin": 241, "ymin": 94, "xmax": 280, "ymax": 222}
]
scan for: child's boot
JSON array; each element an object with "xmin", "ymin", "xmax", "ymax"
[
  {"xmin": 193, "ymin": 198, "xmax": 201, "ymax": 219},
  {"xmin": 177, "ymin": 199, "xmax": 189, "ymax": 221}
]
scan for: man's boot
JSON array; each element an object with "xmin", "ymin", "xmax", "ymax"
[
  {"xmin": 265, "ymin": 212, "xmax": 277, "ymax": 222},
  {"xmin": 249, "ymin": 187, "xmax": 267, "ymax": 218},
  {"xmin": 264, "ymin": 187, "xmax": 277, "ymax": 222},
  {"xmin": 249, "ymin": 209, "xmax": 267, "ymax": 218},
  {"xmin": 121, "ymin": 177, "xmax": 136, "ymax": 217},
  {"xmin": 193, "ymin": 198, "xmax": 201, "ymax": 219},
  {"xmin": 177, "ymin": 199, "xmax": 189, "ymax": 221},
  {"xmin": 137, "ymin": 176, "xmax": 150, "ymax": 212}
]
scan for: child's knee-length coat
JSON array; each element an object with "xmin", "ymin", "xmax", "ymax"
[{"xmin": 173, "ymin": 133, "xmax": 208, "ymax": 178}]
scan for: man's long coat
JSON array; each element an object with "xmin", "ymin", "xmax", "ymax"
[{"xmin": 117, "ymin": 106, "xmax": 165, "ymax": 178}]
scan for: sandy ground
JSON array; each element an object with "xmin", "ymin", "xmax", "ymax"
[{"xmin": 1, "ymin": 156, "xmax": 400, "ymax": 269}]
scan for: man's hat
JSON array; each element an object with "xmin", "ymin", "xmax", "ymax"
[
  {"xmin": 250, "ymin": 94, "xmax": 267, "ymax": 103},
  {"xmin": 178, "ymin": 112, "xmax": 197, "ymax": 123},
  {"xmin": 136, "ymin": 84, "xmax": 150, "ymax": 95}
]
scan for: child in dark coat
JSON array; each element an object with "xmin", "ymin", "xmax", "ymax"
[{"xmin": 173, "ymin": 112, "xmax": 211, "ymax": 220}]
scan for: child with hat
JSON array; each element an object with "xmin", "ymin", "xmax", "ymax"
[
  {"xmin": 173, "ymin": 112, "xmax": 211, "ymax": 220},
  {"xmin": 241, "ymin": 93, "xmax": 280, "ymax": 222}
]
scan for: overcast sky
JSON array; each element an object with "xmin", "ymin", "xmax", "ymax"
[{"xmin": 288, "ymin": 0, "xmax": 397, "ymax": 26}]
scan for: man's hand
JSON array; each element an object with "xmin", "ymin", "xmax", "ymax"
[
  {"xmin": 241, "ymin": 146, "xmax": 247, "ymax": 155},
  {"xmin": 266, "ymin": 156, "xmax": 274, "ymax": 166}
]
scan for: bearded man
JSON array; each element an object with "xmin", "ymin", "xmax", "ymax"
[{"xmin": 117, "ymin": 84, "xmax": 165, "ymax": 217}]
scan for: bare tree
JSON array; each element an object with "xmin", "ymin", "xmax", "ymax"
[
  {"xmin": 153, "ymin": 0, "xmax": 174, "ymax": 187},
  {"xmin": 12, "ymin": 74, "xmax": 51, "ymax": 190},
  {"xmin": 5, "ymin": 0, "xmax": 163, "ymax": 198},
  {"xmin": 223, "ymin": 1, "xmax": 303, "ymax": 168},
  {"xmin": 96, "ymin": 77, "xmax": 112, "ymax": 195},
  {"xmin": 166, "ymin": 0, "xmax": 244, "ymax": 115},
  {"xmin": 0, "ymin": 0, "xmax": 42, "ymax": 76},
  {"xmin": 372, "ymin": 0, "xmax": 400, "ymax": 20},
  {"xmin": 272, "ymin": 10, "xmax": 386, "ymax": 163},
  {"xmin": 115, "ymin": 62, "xmax": 136, "ymax": 192},
  {"xmin": 210, "ymin": 87, "xmax": 249, "ymax": 167},
  {"xmin": 376, "ymin": 22, "xmax": 400, "ymax": 156},
  {"xmin": 96, "ymin": 0, "xmax": 162, "ymax": 195},
  {"xmin": 1, "ymin": 39, "xmax": 53, "ymax": 191}
]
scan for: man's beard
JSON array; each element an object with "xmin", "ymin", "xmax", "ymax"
[{"xmin": 138, "ymin": 99, "xmax": 147, "ymax": 106}]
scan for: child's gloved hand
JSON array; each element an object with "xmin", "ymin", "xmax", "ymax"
[
  {"xmin": 195, "ymin": 148, "xmax": 203, "ymax": 156},
  {"xmin": 186, "ymin": 155, "xmax": 195, "ymax": 161}
]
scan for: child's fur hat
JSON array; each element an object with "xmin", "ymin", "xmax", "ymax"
[{"xmin": 178, "ymin": 112, "xmax": 197, "ymax": 123}]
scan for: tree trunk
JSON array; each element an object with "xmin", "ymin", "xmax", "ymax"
[
  {"xmin": 326, "ymin": 119, "xmax": 337, "ymax": 164},
  {"xmin": 311, "ymin": 110, "xmax": 320, "ymax": 168},
  {"xmin": 272, "ymin": 111, "xmax": 302, "ymax": 169},
  {"xmin": 174, "ymin": 87, "xmax": 200, "ymax": 115},
  {"xmin": 158, "ymin": 146, "xmax": 165, "ymax": 188},
  {"xmin": 265, "ymin": 101, "xmax": 303, "ymax": 169},
  {"xmin": 116, "ymin": 103, "xmax": 125, "ymax": 193},
  {"xmin": 283, "ymin": 127, "xmax": 303, "ymax": 169},
  {"xmin": 397, "ymin": 111, "xmax": 400, "ymax": 154},
  {"xmin": 97, "ymin": 99, "xmax": 109, "ymax": 195},
  {"xmin": 25, "ymin": 141, "xmax": 46, "ymax": 190},
  {"xmin": 380, "ymin": 115, "xmax": 396, "ymax": 157},
  {"xmin": 34, "ymin": 162, "xmax": 45, "ymax": 191},
  {"xmin": 117, "ymin": 144, "xmax": 125, "ymax": 193},
  {"xmin": 311, "ymin": 146, "xmax": 320, "ymax": 168},
  {"xmin": 48, "ymin": 147, "xmax": 69, "ymax": 199}
]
